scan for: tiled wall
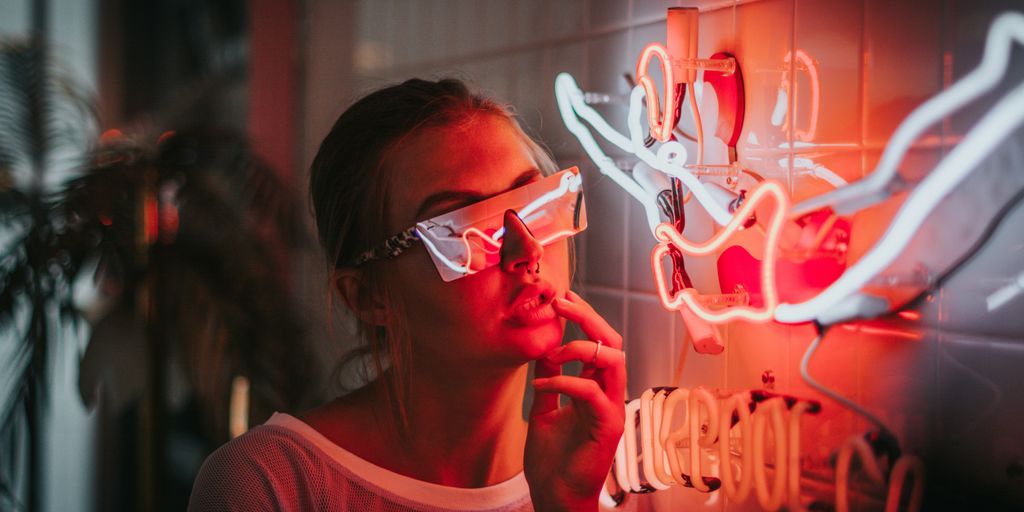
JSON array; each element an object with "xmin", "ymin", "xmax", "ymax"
[{"xmin": 301, "ymin": 0, "xmax": 1024, "ymax": 508}]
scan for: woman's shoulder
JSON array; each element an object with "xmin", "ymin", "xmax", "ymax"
[{"xmin": 188, "ymin": 415, "xmax": 333, "ymax": 511}]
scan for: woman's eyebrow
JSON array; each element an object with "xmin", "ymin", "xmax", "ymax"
[{"xmin": 414, "ymin": 168, "xmax": 542, "ymax": 220}]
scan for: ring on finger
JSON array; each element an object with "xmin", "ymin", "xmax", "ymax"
[{"xmin": 589, "ymin": 339, "xmax": 603, "ymax": 365}]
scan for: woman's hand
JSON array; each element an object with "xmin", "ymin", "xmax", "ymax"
[{"xmin": 525, "ymin": 291, "xmax": 627, "ymax": 511}]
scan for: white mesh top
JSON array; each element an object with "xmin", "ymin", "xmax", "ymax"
[{"xmin": 187, "ymin": 413, "xmax": 535, "ymax": 512}]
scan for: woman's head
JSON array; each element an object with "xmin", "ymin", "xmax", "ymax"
[{"xmin": 309, "ymin": 78, "xmax": 572, "ymax": 412}]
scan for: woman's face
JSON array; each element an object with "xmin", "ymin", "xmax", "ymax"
[{"xmin": 379, "ymin": 114, "xmax": 571, "ymax": 369}]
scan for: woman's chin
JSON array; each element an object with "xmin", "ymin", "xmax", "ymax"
[{"xmin": 505, "ymin": 319, "xmax": 565, "ymax": 360}]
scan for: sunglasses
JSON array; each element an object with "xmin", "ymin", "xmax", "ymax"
[{"xmin": 351, "ymin": 167, "xmax": 587, "ymax": 281}]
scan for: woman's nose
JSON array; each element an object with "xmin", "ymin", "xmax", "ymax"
[{"xmin": 499, "ymin": 209, "xmax": 544, "ymax": 276}]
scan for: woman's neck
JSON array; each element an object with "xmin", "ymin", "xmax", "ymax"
[
  {"xmin": 398, "ymin": 361, "xmax": 530, "ymax": 487},
  {"xmin": 313, "ymin": 361, "xmax": 530, "ymax": 489}
]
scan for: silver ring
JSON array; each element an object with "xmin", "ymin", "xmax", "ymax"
[{"xmin": 589, "ymin": 340, "xmax": 603, "ymax": 365}]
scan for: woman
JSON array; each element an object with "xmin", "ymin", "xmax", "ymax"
[{"xmin": 189, "ymin": 78, "xmax": 628, "ymax": 511}]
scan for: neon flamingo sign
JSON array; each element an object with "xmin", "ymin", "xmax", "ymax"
[{"xmin": 556, "ymin": 11, "xmax": 1024, "ymax": 327}]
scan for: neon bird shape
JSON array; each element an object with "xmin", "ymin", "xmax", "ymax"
[
  {"xmin": 651, "ymin": 181, "xmax": 789, "ymax": 323},
  {"xmin": 556, "ymin": 11, "xmax": 1024, "ymax": 326}
]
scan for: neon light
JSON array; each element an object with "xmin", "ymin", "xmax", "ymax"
[
  {"xmin": 554, "ymin": 73, "xmax": 664, "ymax": 234},
  {"xmin": 555, "ymin": 71, "xmax": 737, "ymax": 228},
  {"xmin": 637, "ymin": 44, "xmax": 679, "ymax": 142},
  {"xmin": 793, "ymin": 11, "xmax": 1024, "ymax": 217},
  {"xmin": 835, "ymin": 435, "xmax": 886, "ymax": 512},
  {"xmin": 628, "ymin": 83, "xmax": 737, "ymax": 226},
  {"xmin": 885, "ymin": 456, "xmax": 925, "ymax": 512},
  {"xmin": 985, "ymin": 269, "xmax": 1024, "ymax": 312},
  {"xmin": 688, "ymin": 388, "xmax": 719, "ymax": 492},
  {"xmin": 558, "ymin": 14, "xmax": 1024, "ymax": 326},
  {"xmin": 719, "ymin": 392, "xmax": 753, "ymax": 502},
  {"xmin": 652, "ymin": 181, "xmax": 789, "ymax": 323},
  {"xmin": 639, "ymin": 389, "xmax": 672, "ymax": 489},
  {"xmin": 752, "ymin": 398, "xmax": 787, "ymax": 511},
  {"xmin": 787, "ymin": 401, "xmax": 812, "ymax": 511},
  {"xmin": 897, "ymin": 310, "xmax": 921, "ymax": 321},
  {"xmin": 783, "ymin": 50, "xmax": 820, "ymax": 142},
  {"xmin": 649, "ymin": 389, "xmax": 676, "ymax": 487},
  {"xmin": 660, "ymin": 388, "xmax": 690, "ymax": 486},
  {"xmin": 777, "ymin": 12, "xmax": 1024, "ymax": 323},
  {"xmin": 623, "ymin": 399, "xmax": 643, "ymax": 492}
]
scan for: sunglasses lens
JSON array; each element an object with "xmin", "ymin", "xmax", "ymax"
[{"xmin": 417, "ymin": 167, "xmax": 587, "ymax": 282}]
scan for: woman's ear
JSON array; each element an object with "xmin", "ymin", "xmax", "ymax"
[{"xmin": 332, "ymin": 268, "xmax": 389, "ymax": 326}]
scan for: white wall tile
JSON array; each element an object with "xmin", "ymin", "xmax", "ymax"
[
  {"xmin": 626, "ymin": 294, "xmax": 676, "ymax": 397},
  {"xmin": 580, "ymin": 166, "xmax": 630, "ymax": 288}
]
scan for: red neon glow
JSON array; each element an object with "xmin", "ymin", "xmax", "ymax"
[
  {"xmin": 784, "ymin": 50, "xmax": 820, "ymax": 142},
  {"xmin": 157, "ymin": 130, "xmax": 177, "ymax": 144},
  {"xmin": 898, "ymin": 310, "xmax": 921, "ymax": 321},
  {"xmin": 100, "ymin": 128, "xmax": 123, "ymax": 142},
  {"xmin": 636, "ymin": 44, "xmax": 678, "ymax": 143},
  {"xmin": 651, "ymin": 181, "xmax": 790, "ymax": 323}
]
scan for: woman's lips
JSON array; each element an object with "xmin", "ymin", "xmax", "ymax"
[{"xmin": 508, "ymin": 283, "xmax": 558, "ymax": 326}]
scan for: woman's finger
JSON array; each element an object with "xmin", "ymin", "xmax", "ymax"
[
  {"xmin": 545, "ymin": 341, "xmax": 627, "ymax": 407},
  {"xmin": 530, "ymin": 357, "xmax": 562, "ymax": 418},
  {"xmin": 546, "ymin": 340, "xmax": 625, "ymax": 369},
  {"xmin": 553, "ymin": 291, "xmax": 624, "ymax": 350},
  {"xmin": 533, "ymin": 376, "xmax": 620, "ymax": 427}
]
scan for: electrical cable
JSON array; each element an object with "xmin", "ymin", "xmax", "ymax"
[{"xmin": 800, "ymin": 325, "xmax": 891, "ymax": 434}]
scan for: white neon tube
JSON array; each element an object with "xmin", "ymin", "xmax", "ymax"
[
  {"xmin": 554, "ymin": 73, "xmax": 663, "ymax": 234},
  {"xmin": 623, "ymin": 399, "xmax": 643, "ymax": 492},
  {"xmin": 650, "ymin": 389, "xmax": 676, "ymax": 487},
  {"xmin": 688, "ymin": 388, "xmax": 718, "ymax": 492},
  {"xmin": 835, "ymin": 435, "xmax": 886, "ymax": 512},
  {"xmin": 627, "ymin": 85, "xmax": 736, "ymax": 226},
  {"xmin": 753, "ymin": 398, "xmax": 787, "ymax": 511},
  {"xmin": 661, "ymin": 388, "xmax": 691, "ymax": 486},
  {"xmin": 719, "ymin": 392, "xmax": 753, "ymax": 503},
  {"xmin": 885, "ymin": 455, "xmax": 925, "ymax": 512},
  {"xmin": 554, "ymin": 72, "xmax": 736, "ymax": 229},
  {"xmin": 776, "ymin": 75, "xmax": 1024, "ymax": 323},
  {"xmin": 792, "ymin": 11, "xmax": 1024, "ymax": 217},
  {"xmin": 787, "ymin": 401, "xmax": 812, "ymax": 511},
  {"xmin": 640, "ymin": 389, "xmax": 672, "ymax": 489},
  {"xmin": 613, "ymin": 434, "xmax": 631, "ymax": 494}
]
